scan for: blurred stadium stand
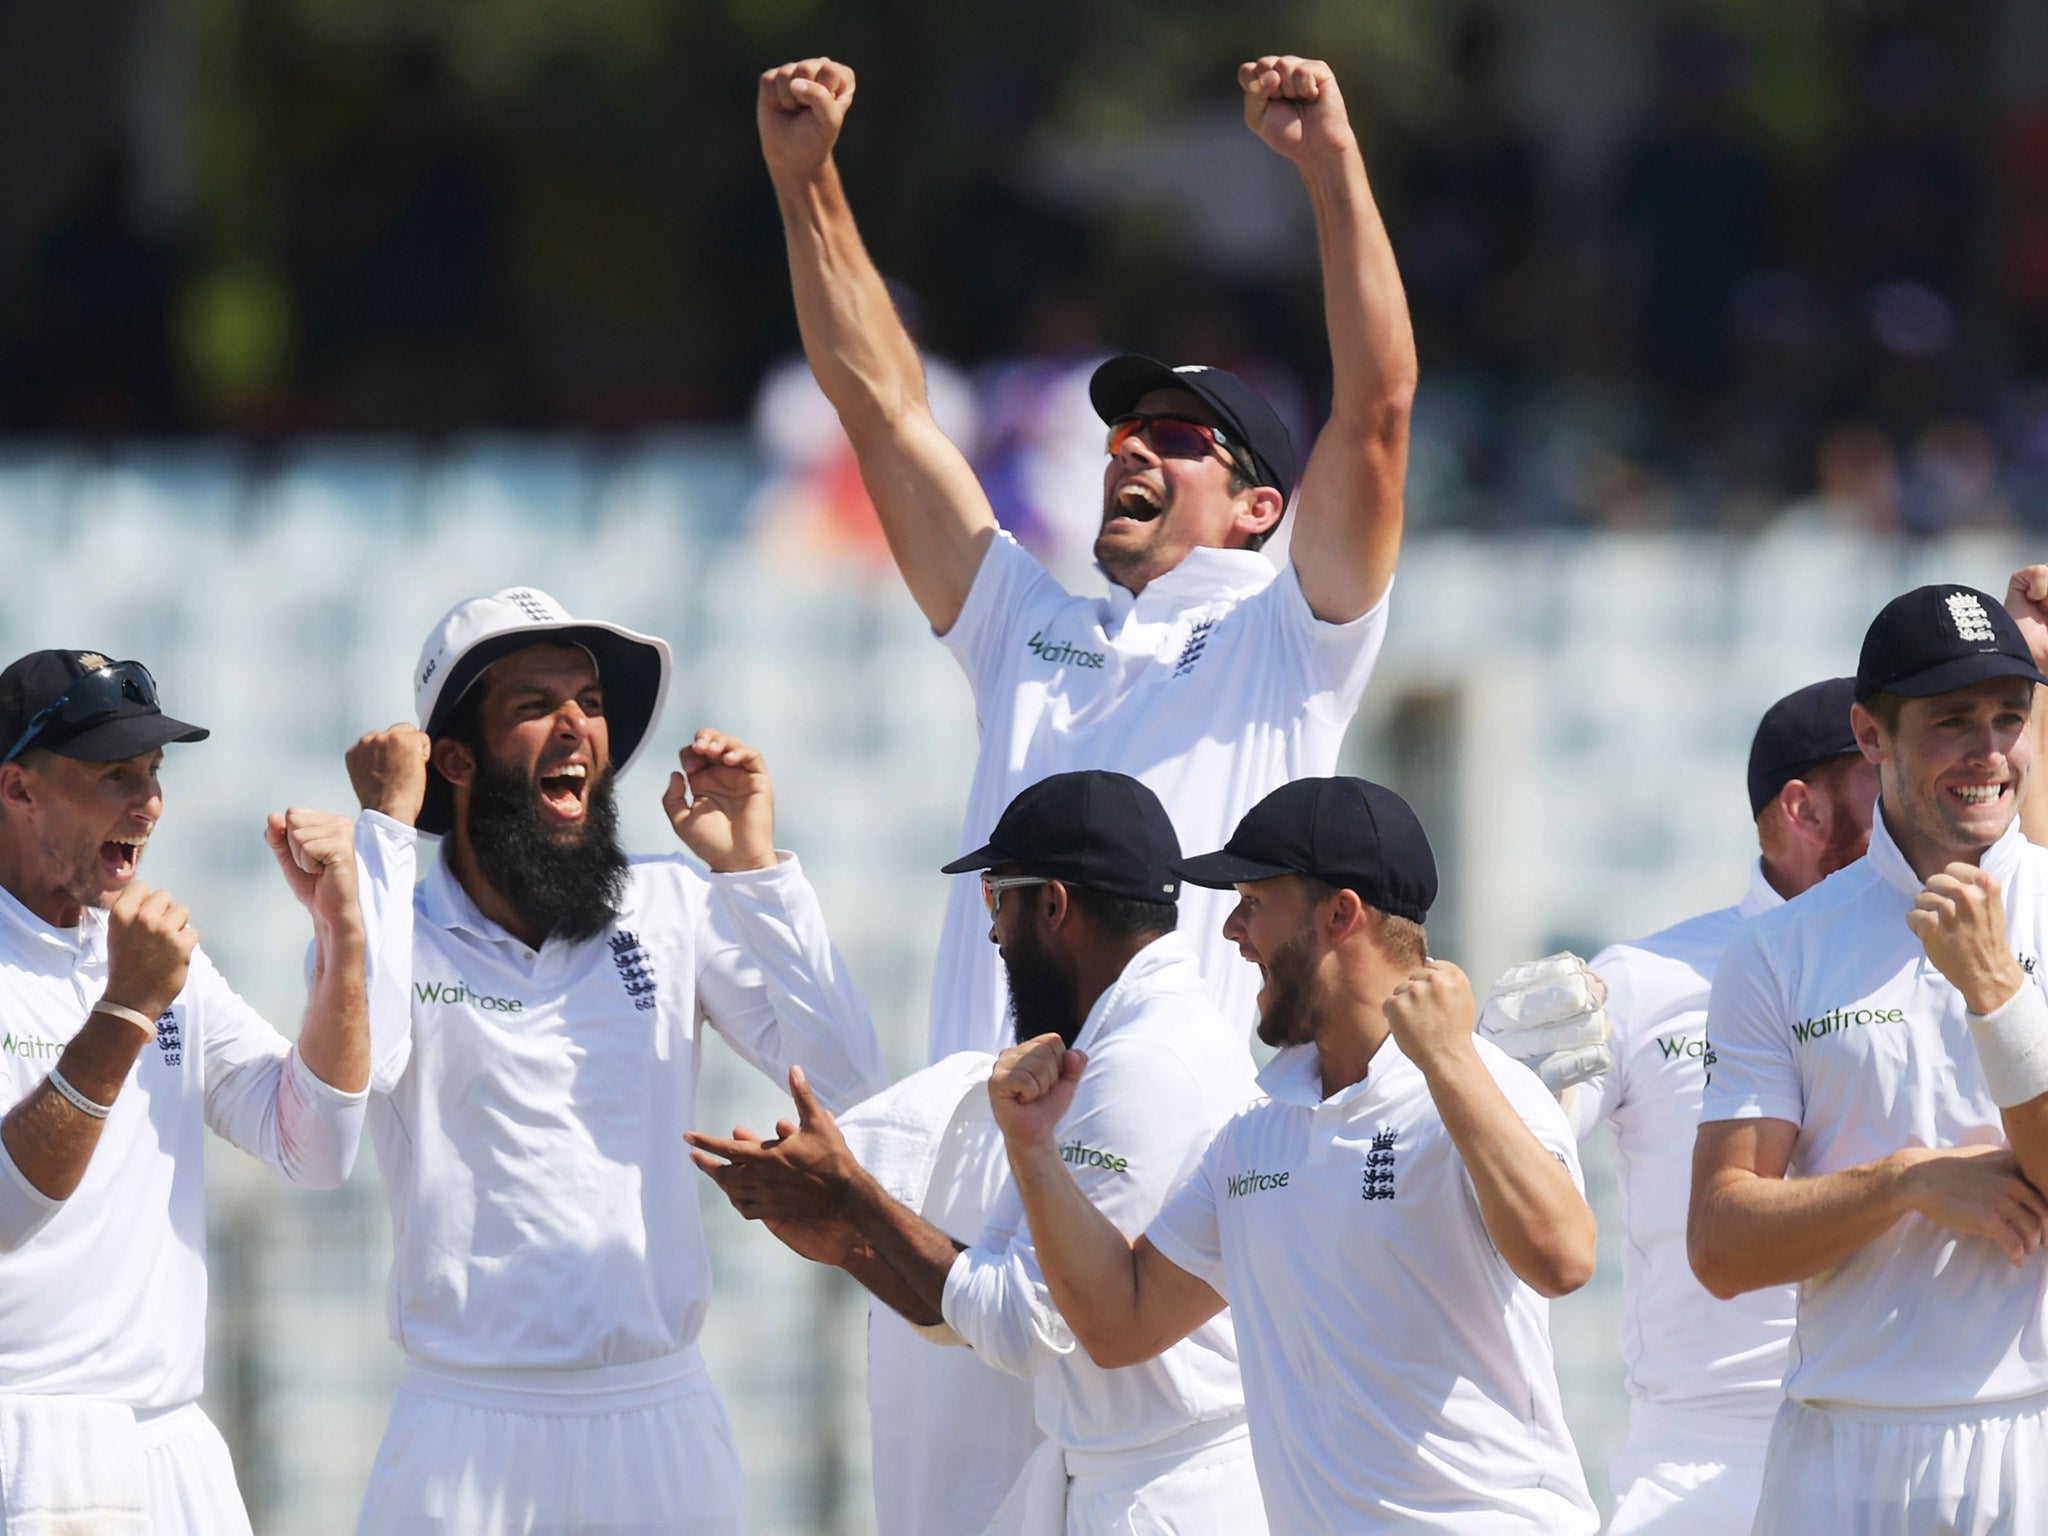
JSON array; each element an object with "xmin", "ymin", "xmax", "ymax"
[{"xmin": 2, "ymin": 437, "xmax": 2038, "ymax": 1531}]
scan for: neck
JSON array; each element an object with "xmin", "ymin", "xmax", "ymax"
[
  {"xmin": 448, "ymin": 825, "xmax": 548, "ymax": 949},
  {"xmin": 1069, "ymin": 931, "xmax": 1165, "ymax": 1025},
  {"xmin": 1758, "ymin": 851, "xmax": 1810, "ymax": 902},
  {"xmin": 1310, "ymin": 970, "xmax": 1399, "ymax": 1097},
  {"xmin": 0, "ymin": 831, "xmax": 82, "ymax": 928},
  {"xmin": 1880, "ymin": 793, "xmax": 2000, "ymax": 883}
]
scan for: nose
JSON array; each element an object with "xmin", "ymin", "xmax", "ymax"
[{"xmin": 1222, "ymin": 900, "xmax": 1249, "ymax": 947}]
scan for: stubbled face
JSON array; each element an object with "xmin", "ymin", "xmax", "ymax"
[
  {"xmin": 1867, "ymin": 678, "xmax": 2033, "ymax": 862},
  {"xmin": 1221, "ymin": 874, "xmax": 1328, "ymax": 1048},
  {"xmin": 1812, "ymin": 755, "xmax": 1881, "ymax": 881},
  {"xmin": 471, "ymin": 644, "xmax": 610, "ymax": 835},
  {"xmin": 18, "ymin": 750, "xmax": 162, "ymax": 916},
  {"xmin": 1095, "ymin": 387, "xmax": 1262, "ymax": 592}
]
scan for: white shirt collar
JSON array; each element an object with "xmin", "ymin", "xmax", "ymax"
[
  {"xmin": 1100, "ymin": 546, "xmax": 1278, "ymax": 625},
  {"xmin": 0, "ymin": 878, "xmax": 102, "ymax": 970},
  {"xmin": 1864, "ymin": 800, "xmax": 2028, "ymax": 901},
  {"xmin": 1071, "ymin": 931, "xmax": 1204, "ymax": 1054},
  {"xmin": 1739, "ymin": 858, "xmax": 1788, "ymax": 919},
  {"xmin": 419, "ymin": 848, "xmax": 521, "ymax": 947}
]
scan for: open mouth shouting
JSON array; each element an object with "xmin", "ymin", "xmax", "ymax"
[
  {"xmin": 535, "ymin": 759, "xmax": 592, "ymax": 824},
  {"xmin": 100, "ymin": 834, "xmax": 147, "ymax": 886},
  {"xmin": 1104, "ymin": 477, "xmax": 1166, "ymax": 531}
]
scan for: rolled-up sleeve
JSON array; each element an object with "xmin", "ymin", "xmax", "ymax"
[
  {"xmin": 697, "ymin": 853, "xmax": 887, "ymax": 1112},
  {"xmin": 196, "ymin": 950, "xmax": 367, "ymax": 1189},
  {"xmin": 354, "ymin": 811, "xmax": 419, "ymax": 1095},
  {"xmin": 940, "ymin": 1187, "xmax": 1076, "ymax": 1379},
  {"xmin": 0, "ymin": 1134, "xmax": 63, "ymax": 1251}
]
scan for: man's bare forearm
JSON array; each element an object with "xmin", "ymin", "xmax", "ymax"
[
  {"xmin": 1003, "ymin": 1134, "xmax": 1146, "ymax": 1358},
  {"xmin": 295, "ymin": 921, "xmax": 369, "ymax": 1094},
  {"xmin": 837, "ymin": 1169, "xmax": 965, "ymax": 1327},
  {"xmin": 0, "ymin": 1011, "xmax": 150, "ymax": 1199},
  {"xmin": 1689, "ymin": 1154, "xmax": 1913, "ymax": 1299}
]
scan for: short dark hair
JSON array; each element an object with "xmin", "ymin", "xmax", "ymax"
[
  {"xmin": 1065, "ymin": 883, "xmax": 1178, "ymax": 943},
  {"xmin": 437, "ymin": 680, "xmax": 487, "ymax": 753},
  {"xmin": 1861, "ymin": 689, "xmax": 1904, "ymax": 735},
  {"xmin": 1300, "ymin": 873, "xmax": 1428, "ymax": 967}
]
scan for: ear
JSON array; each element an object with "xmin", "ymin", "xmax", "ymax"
[
  {"xmin": 1040, "ymin": 879, "xmax": 1072, "ymax": 931},
  {"xmin": 0, "ymin": 761, "xmax": 34, "ymax": 815},
  {"xmin": 1235, "ymin": 485, "xmax": 1286, "ymax": 541},
  {"xmin": 1849, "ymin": 702, "xmax": 1887, "ymax": 766},
  {"xmin": 432, "ymin": 736, "xmax": 477, "ymax": 791},
  {"xmin": 1775, "ymin": 779, "xmax": 1827, "ymax": 849},
  {"xmin": 1325, "ymin": 885, "xmax": 1368, "ymax": 942}
]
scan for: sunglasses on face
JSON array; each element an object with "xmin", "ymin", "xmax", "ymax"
[
  {"xmin": 980, "ymin": 872, "xmax": 1051, "ymax": 917},
  {"xmin": 1105, "ymin": 413, "xmax": 1254, "ymax": 480},
  {"xmin": 2, "ymin": 660, "xmax": 160, "ymax": 766}
]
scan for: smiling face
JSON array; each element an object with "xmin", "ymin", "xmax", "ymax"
[
  {"xmin": 0, "ymin": 748, "xmax": 163, "ymax": 925},
  {"xmin": 1095, "ymin": 387, "xmax": 1280, "ymax": 593},
  {"xmin": 1855, "ymin": 677, "xmax": 2034, "ymax": 870}
]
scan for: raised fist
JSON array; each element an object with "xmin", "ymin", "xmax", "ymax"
[
  {"xmin": 665, "ymin": 728, "xmax": 777, "ymax": 874},
  {"xmin": 104, "ymin": 880, "xmax": 198, "ymax": 1023},
  {"xmin": 759, "ymin": 58, "xmax": 856, "ymax": 184},
  {"xmin": 989, "ymin": 1033, "xmax": 1084, "ymax": 1149},
  {"xmin": 1477, "ymin": 952, "xmax": 1613, "ymax": 1093},
  {"xmin": 346, "ymin": 724, "xmax": 431, "ymax": 825},
  {"xmin": 265, "ymin": 808, "xmax": 364, "ymax": 935},
  {"xmin": 1382, "ymin": 959, "xmax": 1478, "ymax": 1074},
  {"xmin": 1238, "ymin": 55, "xmax": 1357, "ymax": 163}
]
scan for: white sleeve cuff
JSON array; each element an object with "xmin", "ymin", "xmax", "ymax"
[
  {"xmin": 0, "ymin": 1131, "xmax": 63, "ymax": 1252},
  {"xmin": 287, "ymin": 1044, "xmax": 370, "ymax": 1108},
  {"xmin": 1967, "ymin": 982, "xmax": 2048, "ymax": 1109},
  {"xmin": 702, "ymin": 850, "xmax": 800, "ymax": 891},
  {"xmin": 358, "ymin": 809, "xmax": 420, "ymax": 845}
]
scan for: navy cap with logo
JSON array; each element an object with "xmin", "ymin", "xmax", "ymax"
[
  {"xmin": 1174, "ymin": 776, "xmax": 1437, "ymax": 925},
  {"xmin": 1089, "ymin": 355, "xmax": 1298, "ymax": 503},
  {"xmin": 1747, "ymin": 677, "xmax": 1862, "ymax": 817},
  {"xmin": 0, "ymin": 650, "xmax": 208, "ymax": 766},
  {"xmin": 1856, "ymin": 585, "xmax": 2048, "ymax": 704},
  {"xmin": 941, "ymin": 770, "xmax": 1183, "ymax": 905}
]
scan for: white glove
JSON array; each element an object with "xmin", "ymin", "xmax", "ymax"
[{"xmin": 1477, "ymin": 952, "xmax": 1613, "ymax": 1094}]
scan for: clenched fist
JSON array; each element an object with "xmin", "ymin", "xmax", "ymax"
[
  {"xmin": 1239, "ymin": 55, "xmax": 1357, "ymax": 164},
  {"xmin": 665, "ymin": 728, "xmax": 777, "ymax": 873},
  {"xmin": 1908, "ymin": 863, "xmax": 2028, "ymax": 1015},
  {"xmin": 990, "ymin": 1033, "xmax": 1085, "ymax": 1149},
  {"xmin": 266, "ymin": 808, "xmax": 364, "ymax": 936},
  {"xmin": 347, "ymin": 723, "xmax": 431, "ymax": 825},
  {"xmin": 1383, "ymin": 959, "xmax": 1478, "ymax": 1074},
  {"xmin": 759, "ymin": 58, "xmax": 856, "ymax": 184},
  {"xmin": 104, "ymin": 880, "xmax": 198, "ymax": 1023}
]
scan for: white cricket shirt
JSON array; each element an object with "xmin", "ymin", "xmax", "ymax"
[
  {"xmin": 355, "ymin": 814, "xmax": 887, "ymax": 1375},
  {"xmin": 1147, "ymin": 1036, "xmax": 1598, "ymax": 1532},
  {"xmin": 941, "ymin": 934, "xmax": 1260, "ymax": 1457},
  {"xmin": 0, "ymin": 880, "xmax": 366, "ymax": 1410},
  {"xmin": 1703, "ymin": 808, "xmax": 2048, "ymax": 1410},
  {"xmin": 930, "ymin": 533, "xmax": 1388, "ymax": 1058},
  {"xmin": 1576, "ymin": 859, "xmax": 1795, "ymax": 1421}
]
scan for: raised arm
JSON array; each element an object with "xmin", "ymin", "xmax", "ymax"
[
  {"xmin": 1240, "ymin": 56, "xmax": 1415, "ymax": 623},
  {"xmin": 2003, "ymin": 566, "xmax": 2048, "ymax": 847},
  {"xmin": 263, "ymin": 809, "xmax": 369, "ymax": 1095},
  {"xmin": 759, "ymin": 58, "xmax": 997, "ymax": 632},
  {"xmin": 988, "ymin": 1036, "xmax": 1225, "ymax": 1369},
  {"xmin": 1386, "ymin": 962, "xmax": 1596, "ymax": 1297}
]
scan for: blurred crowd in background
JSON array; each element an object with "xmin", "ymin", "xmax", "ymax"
[{"xmin": 6, "ymin": 0, "xmax": 2048, "ymax": 545}]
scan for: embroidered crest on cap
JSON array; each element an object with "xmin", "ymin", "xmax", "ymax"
[
  {"xmin": 1946, "ymin": 591, "xmax": 1996, "ymax": 643},
  {"xmin": 74, "ymin": 652, "xmax": 111, "ymax": 671}
]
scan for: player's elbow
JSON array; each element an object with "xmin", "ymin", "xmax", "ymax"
[
  {"xmin": 1521, "ymin": 1225, "xmax": 1596, "ymax": 1299},
  {"xmin": 1076, "ymin": 1323, "xmax": 1167, "ymax": 1371},
  {"xmin": 1686, "ymin": 1208, "xmax": 1748, "ymax": 1301}
]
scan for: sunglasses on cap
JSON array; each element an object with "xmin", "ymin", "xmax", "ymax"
[
  {"xmin": 2, "ymin": 660, "xmax": 160, "ymax": 766},
  {"xmin": 1105, "ymin": 413, "xmax": 1255, "ymax": 481}
]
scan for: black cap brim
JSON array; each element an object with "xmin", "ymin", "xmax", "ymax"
[
  {"xmin": 51, "ymin": 713, "xmax": 209, "ymax": 762},
  {"xmin": 418, "ymin": 626, "xmax": 665, "ymax": 838},
  {"xmin": 940, "ymin": 843, "xmax": 1004, "ymax": 876},
  {"xmin": 1089, "ymin": 356, "xmax": 1193, "ymax": 423},
  {"xmin": 1871, "ymin": 652, "xmax": 2048, "ymax": 701},
  {"xmin": 1172, "ymin": 849, "xmax": 1298, "ymax": 890}
]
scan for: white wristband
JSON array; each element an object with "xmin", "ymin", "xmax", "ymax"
[
  {"xmin": 91, "ymin": 1000, "xmax": 157, "ymax": 1040},
  {"xmin": 47, "ymin": 1067, "xmax": 112, "ymax": 1120},
  {"xmin": 1966, "ymin": 981, "xmax": 2048, "ymax": 1109}
]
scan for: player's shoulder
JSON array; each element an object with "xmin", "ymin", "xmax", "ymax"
[
  {"xmin": 1747, "ymin": 858, "xmax": 1881, "ymax": 948},
  {"xmin": 615, "ymin": 854, "xmax": 711, "ymax": 923},
  {"xmin": 1472, "ymin": 1036, "xmax": 1578, "ymax": 1136}
]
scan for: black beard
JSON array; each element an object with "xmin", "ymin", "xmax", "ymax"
[
  {"xmin": 1254, "ymin": 930, "xmax": 1321, "ymax": 1049},
  {"xmin": 1002, "ymin": 915, "xmax": 1083, "ymax": 1047},
  {"xmin": 464, "ymin": 753, "xmax": 629, "ymax": 944}
]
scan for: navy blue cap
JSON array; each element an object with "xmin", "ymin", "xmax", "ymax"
[
  {"xmin": 942, "ymin": 770, "xmax": 1182, "ymax": 904},
  {"xmin": 1175, "ymin": 777, "xmax": 1437, "ymax": 924},
  {"xmin": 1089, "ymin": 355, "xmax": 1298, "ymax": 502},
  {"xmin": 0, "ymin": 650, "xmax": 207, "ymax": 764},
  {"xmin": 1855, "ymin": 585, "xmax": 2048, "ymax": 703},
  {"xmin": 1747, "ymin": 677, "xmax": 1862, "ymax": 817}
]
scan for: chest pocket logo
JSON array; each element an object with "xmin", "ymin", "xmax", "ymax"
[
  {"xmin": 609, "ymin": 930, "xmax": 659, "ymax": 1012},
  {"xmin": 1172, "ymin": 618, "xmax": 1217, "ymax": 678},
  {"xmin": 1361, "ymin": 1127, "xmax": 1398, "ymax": 1202},
  {"xmin": 155, "ymin": 1008, "xmax": 182, "ymax": 1067}
]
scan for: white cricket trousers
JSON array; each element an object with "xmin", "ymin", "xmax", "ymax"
[
  {"xmin": 1605, "ymin": 1400, "xmax": 1773, "ymax": 1536},
  {"xmin": 1751, "ymin": 1390, "xmax": 2048, "ymax": 1534},
  {"xmin": 0, "ymin": 1396, "xmax": 249, "ymax": 1536},
  {"xmin": 987, "ymin": 1417, "xmax": 1267, "ymax": 1536},
  {"xmin": 355, "ymin": 1346, "xmax": 745, "ymax": 1536}
]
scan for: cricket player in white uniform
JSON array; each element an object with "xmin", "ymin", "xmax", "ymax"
[
  {"xmin": 1485, "ymin": 676, "xmax": 1877, "ymax": 1533},
  {"xmin": 1693, "ymin": 577, "xmax": 2048, "ymax": 1533},
  {"xmin": 759, "ymin": 48, "xmax": 1417, "ymax": 1527},
  {"xmin": 691, "ymin": 771, "xmax": 1266, "ymax": 1534},
  {"xmin": 0, "ymin": 649, "xmax": 371, "ymax": 1535},
  {"xmin": 992, "ymin": 777, "xmax": 1600, "ymax": 1531},
  {"xmin": 343, "ymin": 589, "xmax": 887, "ymax": 1535}
]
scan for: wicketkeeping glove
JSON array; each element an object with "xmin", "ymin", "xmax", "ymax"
[{"xmin": 1476, "ymin": 951, "xmax": 1613, "ymax": 1094}]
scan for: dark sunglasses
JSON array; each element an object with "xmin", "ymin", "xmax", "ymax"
[
  {"xmin": 1105, "ymin": 413, "xmax": 1255, "ymax": 482},
  {"xmin": 2, "ymin": 660, "xmax": 160, "ymax": 766}
]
